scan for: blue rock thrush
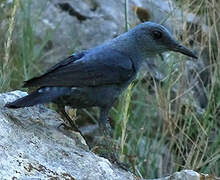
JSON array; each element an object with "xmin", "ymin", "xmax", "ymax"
[{"xmin": 5, "ymin": 22, "xmax": 197, "ymax": 135}]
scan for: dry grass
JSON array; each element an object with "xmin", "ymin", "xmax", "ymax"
[
  {"xmin": 115, "ymin": 0, "xmax": 220, "ymax": 178},
  {"xmin": 4, "ymin": 0, "xmax": 19, "ymax": 64}
]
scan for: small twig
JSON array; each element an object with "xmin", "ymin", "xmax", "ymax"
[{"xmin": 124, "ymin": 0, "xmax": 129, "ymax": 31}]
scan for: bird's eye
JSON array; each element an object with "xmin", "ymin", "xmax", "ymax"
[{"xmin": 152, "ymin": 30, "xmax": 162, "ymax": 39}]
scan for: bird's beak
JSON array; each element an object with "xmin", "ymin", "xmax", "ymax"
[{"xmin": 172, "ymin": 44, "xmax": 198, "ymax": 59}]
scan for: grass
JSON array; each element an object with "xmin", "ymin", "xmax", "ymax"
[
  {"xmin": 0, "ymin": 0, "xmax": 55, "ymax": 91},
  {"xmin": 0, "ymin": 0, "xmax": 219, "ymax": 179},
  {"xmin": 115, "ymin": 0, "xmax": 220, "ymax": 178}
]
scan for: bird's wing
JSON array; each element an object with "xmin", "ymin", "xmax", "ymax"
[
  {"xmin": 23, "ymin": 48, "xmax": 135, "ymax": 87},
  {"xmin": 43, "ymin": 51, "xmax": 87, "ymax": 75}
]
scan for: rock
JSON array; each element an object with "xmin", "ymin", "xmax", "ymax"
[
  {"xmin": 169, "ymin": 170, "xmax": 200, "ymax": 180},
  {"xmin": 0, "ymin": 91, "xmax": 136, "ymax": 180},
  {"xmin": 0, "ymin": 91, "xmax": 214, "ymax": 180},
  {"xmin": 153, "ymin": 170, "xmax": 209, "ymax": 180},
  {"xmin": 0, "ymin": 91, "xmax": 215, "ymax": 179}
]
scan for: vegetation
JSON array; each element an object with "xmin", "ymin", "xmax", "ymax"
[{"xmin": 0, "ymin": 0, "xmax": 219, "ymax": 178}]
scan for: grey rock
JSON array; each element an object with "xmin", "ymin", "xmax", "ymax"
[
  {"xmin": 0, "ymin": 91, "xmax": 210, "ymax": 179},
  {"xmin": 0, "ymin": 91, "xmax": 136, "ymax": 180},
  {"xmin": 152, "ymin": 170, "xmax": 201, "ymax": 180}
]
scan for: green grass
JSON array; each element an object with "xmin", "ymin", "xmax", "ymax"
[
  {"xmin": 0, "ymin": 0, "xmax": 219, "ymax": 179},
  {"xmin": 0, "ymin": 0, "xmax": 55, "ymax": 91}
]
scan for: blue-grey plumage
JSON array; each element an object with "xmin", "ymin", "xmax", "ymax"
[{"xmin": 5, "ymin": 22, "xmax": 197, "ymax": 134}]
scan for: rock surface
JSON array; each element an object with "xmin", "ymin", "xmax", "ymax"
[
  {"xmin": 0, "ymin": 91, "xmax": 135, "ymax": 180},
  {"xmin": 0, "ymin": 91, "xmax": 214, "ymax": 179}
]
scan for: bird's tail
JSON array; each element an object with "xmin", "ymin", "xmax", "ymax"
[{"xmin": 5, "ymin": 87, "xmax": 71, "ymax": 109}]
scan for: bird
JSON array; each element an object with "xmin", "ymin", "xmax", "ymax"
[{"xmin": 5, "ymin": 22, "xmax": 197, "ymax": 136}]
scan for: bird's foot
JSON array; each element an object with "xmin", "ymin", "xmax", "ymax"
[
  {"xmin": 58, "ymin": 122, "xmax": 91, "ymax": 148},
  {"xmin": 109, "ymin": 154, "xmax": 130, "ymax": 171},
  {"xmin": 92, "ymin": 136, "xmax": 129, "ymax": 171}
]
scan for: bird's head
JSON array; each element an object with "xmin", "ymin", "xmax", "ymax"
[{"xmin": 133, "ymin": 22, "xmax": 197, "ymax": 59}]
